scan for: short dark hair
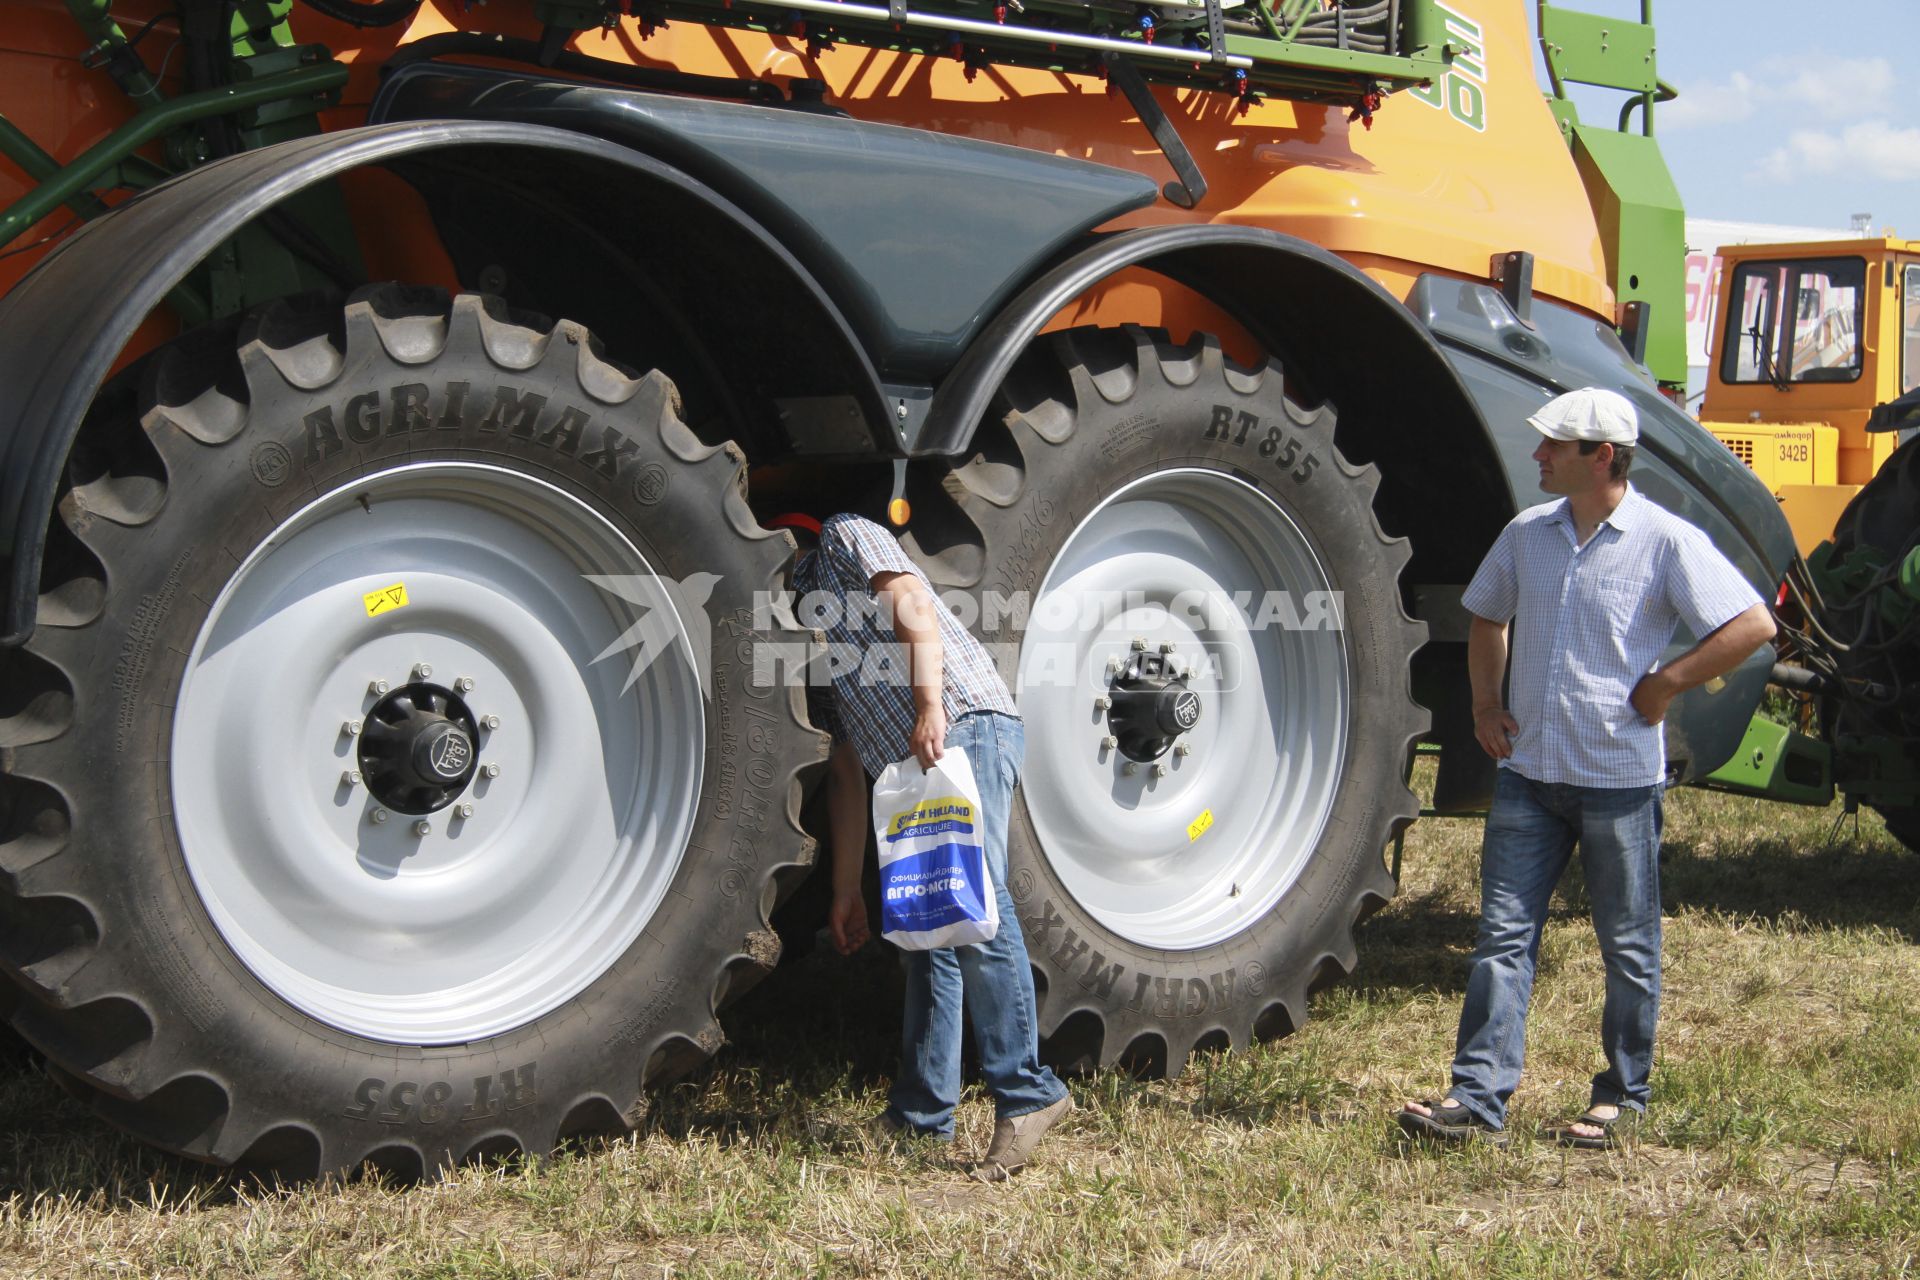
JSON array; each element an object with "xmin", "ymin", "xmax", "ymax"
[{"xmin": 1578, "ymin": 439, "xmax": 1634, "ymax": 480}]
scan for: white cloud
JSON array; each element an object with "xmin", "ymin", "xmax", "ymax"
[
  {"xmin": 1662, "ymin": 71, "xmax": 1757, "ymax": 131},
  {"xmin": 1778, "ymin": 54, "xmax": 1896, "ymax": 120},
  {"xmin": 1757, "ymin": 119, "xmax": 1920, "ymax": 184},
  {"xmin": 1664, "ymin": 55, "xmax": 1894, "ymax": 132}
]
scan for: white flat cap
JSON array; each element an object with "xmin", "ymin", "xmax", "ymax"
[{"xmin": 1527, "ymin": 387, "xmax": 1638, "ymax": 444}]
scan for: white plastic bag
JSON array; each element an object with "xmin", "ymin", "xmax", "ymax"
[{"xmin": 871, "ymin": 746, "xmax": 999, "ymax": 950}]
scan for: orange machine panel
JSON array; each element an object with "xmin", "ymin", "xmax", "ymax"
[{"xmin": 3, "ymin": 0, "xmax": 1613, "ymax": 364}]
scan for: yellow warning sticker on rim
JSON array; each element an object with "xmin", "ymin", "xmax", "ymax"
[
  {"xmin": 363, "ymin": 582, "xmax": 409, "ymax": 617},
  {"xmin": 1187, "ymin": 808, "xmax": 1214, "ymax": 842}
]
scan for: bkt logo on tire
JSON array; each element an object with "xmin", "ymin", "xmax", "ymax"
[
  {"xmin": 1174, "ymin": 692, "xmax": 1201, "ymax": 730},
  {"xmin": 430, "ymin": 732, "xmax": 472, "ymax": 779}
]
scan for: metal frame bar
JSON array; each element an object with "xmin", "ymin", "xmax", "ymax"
[
  {"xmin": 0, "ymin": 116, "xmax": 113, "ymax": 225},
  {"xmin": 0, "ymin": 61, "xmax": 348, "ymax": 250},
  {"xmin": 771, "ymin": 0, "xmax": 1256, "ymax": 68},
  {"xmin": 1391, "ymin": 742, "xmax": 1486, "ymax": 881}
]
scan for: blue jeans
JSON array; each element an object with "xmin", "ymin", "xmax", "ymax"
[
  {"xmin": 887, "ymin": 712, "xmax": 1068, "ymax": 1136},
  {"xmin": 1448, "ymin": 768, "xmax": 1665, "ymax": 1129}
]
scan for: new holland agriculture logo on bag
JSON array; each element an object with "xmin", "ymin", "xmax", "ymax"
[{"xmin": 871, "ymin": 748, "xmax": 999, "ymax": 950}]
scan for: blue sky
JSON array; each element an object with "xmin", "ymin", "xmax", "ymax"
[{"xmin": 1535, "ymin": 0, "xmax": 1920, "ymax": 231}]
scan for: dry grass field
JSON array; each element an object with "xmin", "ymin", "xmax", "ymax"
[{"xmin": 2, "ymin": 771, "xmax": 1915, "ymax": 1278}]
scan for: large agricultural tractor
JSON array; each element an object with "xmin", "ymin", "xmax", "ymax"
[{"xmin": 0, "ymin": 0, "xmax": 1905, "ymax": 1179}]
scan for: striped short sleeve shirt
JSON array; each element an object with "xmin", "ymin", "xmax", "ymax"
[
  {"xmin": 793, "ymin": 514, "xmax": 1018, "ymax": 777},
  {"xmin": 1461, "ymin": 486, "xmax": 1762, "ymax": 788}
]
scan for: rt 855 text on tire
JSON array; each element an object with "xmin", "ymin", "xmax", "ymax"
[{"xmin": 944, "ymin": 326, "xmax": 1428, "ymax": 1072}]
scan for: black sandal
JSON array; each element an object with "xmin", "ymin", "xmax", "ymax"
[
  {"xmin": 1550, "ymin": 1105, "xmax": 1639, "ymax": 1150},
  {"xmin": 1395, "ymin": 1098, "xmax": 1504, "ymax": 1145}
]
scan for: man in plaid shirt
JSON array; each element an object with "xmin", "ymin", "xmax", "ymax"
[
  {"xmin": 783, "ymin": 512, "xmax": 1070, "ymax": 1181},
  {"xmin": 1397, "ymin": 388, "xmax": 1775, "ymax": 1149}
]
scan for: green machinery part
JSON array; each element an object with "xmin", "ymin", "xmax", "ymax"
[
  {"xmin": 1700, "ymin": 715, "xmax": 1834, "ymax": 808},
  {"xmin": 1538, "ymin": 0, "xmax": 1684, "ymax": 388},
  {"xmin": 538, "ymin": 0, "xmax": 1453, "ymax": 105},
  {"xmin": 1806, "ymin": 539, "xmax": 1920, "ymax": 635},
  {"xmin": 1806, "ymin": 536, "xmax": 1920, "ymax": 815},
  {"xmin": 0, "ymin": 0, "xmax": 357, "ymax": 324},
  {"xmin": 1707, "ymin": 539, "xmax": 1920, "ymax": 813}
]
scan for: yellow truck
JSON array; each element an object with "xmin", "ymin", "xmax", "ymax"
[{"xmin": 1700, "ymin": 236, "xmax": 1920, "ymax": 554}]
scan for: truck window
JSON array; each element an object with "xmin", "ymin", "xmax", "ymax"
[
  {"xmin": 1905, "ymin": 264, "xmax": 1920, "ymax": 396},
  {"xmin": 1789, "ymin": 261, "xmax": 1863, "ymax": 382},
  {"xmin": 1720, "ymin": 258, "xmax": 1866, "ymax": 386},
  {"xmin": 1721, "ymin": 264, "xmax": 1779, "ymax": 384}
]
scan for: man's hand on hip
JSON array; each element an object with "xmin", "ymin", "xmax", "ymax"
[
  {"xmin": 910, "ymin": 704, "xmax": 948, "ymax": 770},
  {"xmin": 1629, "ymin": 670, "xmax": 1679, "ymax": 726},
  {"xmin": 1632, "ymin": 604, "xmax": 1775, "ymax": 727},
  {"xmin": 1473, "ymin": 706, "xmax": 1518, "ymax": 759}
]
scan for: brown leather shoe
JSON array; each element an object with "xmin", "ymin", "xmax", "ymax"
[{"xmin": 970, "ymin": 1093, "xmax": 1071, "ymax": 1182}]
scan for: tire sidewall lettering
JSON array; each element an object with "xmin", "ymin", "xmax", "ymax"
[
  {"xmin": 973, "ymin": 334, "xmax": 1417, "ymax": 1055},
  {"xmin": 35, "ymin": 295, "xmax": 816, "ymax": 1169}
]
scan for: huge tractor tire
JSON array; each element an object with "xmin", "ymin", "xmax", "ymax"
[
  {"xmin": 937, "ymin": 326, "xmax": 1427, "ymax": 1072},
  {"xmin": 0, "ymin": 286, "xmax": 823, "ymax": 1177},
  {"xmin": 1820, "ymin": 434, "xmax": 1920, "ymax": 853}
]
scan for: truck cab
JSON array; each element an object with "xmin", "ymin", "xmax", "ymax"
[{"xmin": 1700, "ymin": 236, "xmax": 1920, "ymax": 553}]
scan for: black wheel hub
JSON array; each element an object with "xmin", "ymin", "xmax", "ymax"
[
  {"xmin": 358, "ymin": 682, "xmax": 480, "ymax": 814},
  {"xmin": 1107, "ymin": 652, "xmax": 1201, "ymax": 762}
]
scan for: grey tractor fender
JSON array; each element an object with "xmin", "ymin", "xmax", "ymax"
[
  {"xmin": 917, "ymin": 223, "xmax": 1514, "ymax": 811},
  {"xmin": 0, "ymin": 120, "xmax": 891, "ymax": 646},
  {"xmin": 369, "ymin": 66, "xmax": 1162, "ymax": 386},
  {"xmin": 920, "ymin": 223, "xmax": 1516, "ymax": 591}
]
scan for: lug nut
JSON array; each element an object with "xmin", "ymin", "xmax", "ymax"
[
  {"xmin": 340, "ymin": 770, "xmax": 361, "ymax": 787},
  {"xmin": 371, "ymin": 809, "xmax": 389, "ymax": 824},
  {"xmin": 342, "ymin": 719, "xmax": 361, "ymax": 737},
  {"xmin": 457, "ymin": 802, "xmax": 475, "ymax": 819},
  {"xmin": 1094, "ymin": 695, "xmax": 1111, "ymax": 711},
  {"xmin": 1160, "ymin": 641, "xmax": 1176, "ymax": 654},
  {"xmin": 483, "ymin": 762, "xmax": 501, "ymax": 779},
  {"xmin": 1130, "ymin": 638, "xmax": 1147, "ymax": 652},
  {"xmin": 1174, "ymin": 742, "xmax": 1192, "ymax": 757},
  {"xmin": 413, "ymin": 820, "xmax": 431, "ymax": 837},
  {"xmin": 1123, "ymin": 762, "xmax": 1138, "ymax": 776},
  {"xmin": 482, "ymin": 714, "xmax": 501, "ymax": 731},
  {"xmin": 1152, "ymin": 763, "xmax": 1168, "ymax": 778},
  {"xmin": 1105, "ymin": 656, "xmax": 1123, "ymax": 676},
  {"xmin": 1100, "ymin": 735, "xmax": 1117, "ymax": 751},
  {"xmin": 367, "ymin": 679, "xmax": 389, "ymax": 696},
  {"xmin": 455, "ymin": 676, "xmax": 475, "ymax": 693},
  {"xmin": 412, "ymin": 663, "xmax": 433, "ymax": 681}
]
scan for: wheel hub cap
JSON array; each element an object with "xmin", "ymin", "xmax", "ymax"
[
  {"xmin": 1107, "ymin": 652, "xmax": 1201, "ymax": 761},
  {"xmin": 358, "ymin": 682, "xmax": 480, "ymax": 813}
]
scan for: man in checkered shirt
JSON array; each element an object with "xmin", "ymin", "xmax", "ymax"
[
  {"xmin": 1398, "ymin": 387, "xmax": 1775, "ymax": 1149},
  {"xmin": 782, "ymin": 512, "xmax": 1070, "ymax": 1181}
]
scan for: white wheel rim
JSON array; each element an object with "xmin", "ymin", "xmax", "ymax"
[
  {"xmin": 1018, "ymin": 468, "xmax": 1348, "ymax": 950},
  {"xmin": 172, "ymin": 463, "xmax": 704, "ymax": 1044}
]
